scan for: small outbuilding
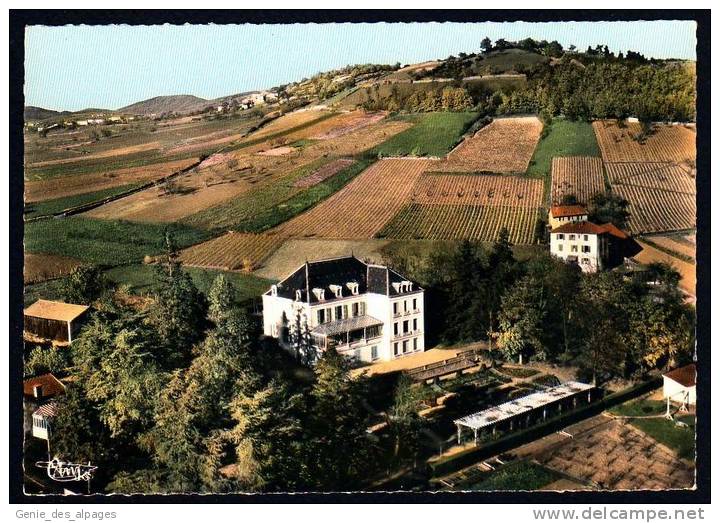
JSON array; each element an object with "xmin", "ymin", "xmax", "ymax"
[
  {"xmin": 663, "ymin": 363, "xmax": 696, "ymax": 414},
  {"xmin": 24, "ymin": 373, "xmax": 66, "ymax": 442},
  {"xmin": 24, "ymin": 299, "xmax": 90, "ymax": 343}
]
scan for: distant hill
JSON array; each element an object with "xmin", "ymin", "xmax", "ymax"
[
  {"xmin": 119, "ymin": 95, "xmax": 212, "ymax": 116},
  {"xmin": 24, "ymin": 106, "xmax": 68, "ymax": 121}
]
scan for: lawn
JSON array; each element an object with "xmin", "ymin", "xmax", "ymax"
[
  {"xmin": 609, "ymin": 399, "xmax": 696, "ymax": 460},
  {"xmin": 24, "ymin": 183, "xmax": 142, "ymax": 219},
  {"xmin": 369, "ymin": 112, "xmax": 480, "ymax": 158},
  {"xmin": 468, "ymin": 461, "xmax": 560, "ymax": 491},
  {"xmin": 525, "ymin": 119, "xmax": 600, "ymax": 178},
  {"xmin": 24, "ymin": 217, "xmax": 211, "ymax": 266},
  {"xmin": 104, "ymin": 264, "xmax": 275, "ymax": 304}
]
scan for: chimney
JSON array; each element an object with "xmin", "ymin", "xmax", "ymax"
[{"xmin": 33, "ymin": 385, "xmax": 43, "ymax": 399}]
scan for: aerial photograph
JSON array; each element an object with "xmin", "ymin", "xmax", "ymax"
[{"xmin": 20, "ymin": 19, "xmax": 698, "ymax": 495}]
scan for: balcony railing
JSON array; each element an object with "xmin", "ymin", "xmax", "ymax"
[
  {"xmin": 392, "ymin": 309, "xmax": 421, "ymax": 318},
  {"xmin": 392, "ymin": 329, "xmax": 422, "ymax": 340}
]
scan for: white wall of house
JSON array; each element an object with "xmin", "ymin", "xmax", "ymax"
[
  {"xmin": 32, "ymin": 414, "xmax": 50, "ymax": 441},
  {"xmin": 262, "ymin": 292, "xmax": 298, "ymax": 340},
  {"xmin": 663, "ymin": 377, "xmax": 696, "ymax": 406},
  {"xmin": 550, "ymin": 232, "xmax": 607, "ymax": 273},
  {"xmin": 388, "ymin": 292, "xmax": 425, "ymax": 360}
]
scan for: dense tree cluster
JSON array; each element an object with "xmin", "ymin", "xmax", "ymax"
[
  {"xmin": 363, "ymin": 85, "xmax": 474, "ymax": 113},
  {"xmin": 46, "ymin": 232, "xmax": 377, "ymax": 494}
]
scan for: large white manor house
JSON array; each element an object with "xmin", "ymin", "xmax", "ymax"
[{"xmin": 262, "ymin": 255, "xmax": 425, "ymax": 363}]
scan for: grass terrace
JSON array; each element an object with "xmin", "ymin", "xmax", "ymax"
[
  {"xmin": 369, "ymin": 112, "xmax": 480, "ymax": 158},
  {"xmin": 24, "ymin": 217, "xmax": 212, "ymax": 266},
  {"xmin": 526, "ymin": 119, "xmax": 600, "ymax": 179}
]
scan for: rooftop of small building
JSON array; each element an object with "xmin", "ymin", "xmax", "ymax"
[
  {"xmin": 550, "ymin": 220, "xmax": 629, "ymax": 239},
  {"xmin": 550, "ymin": 204, "xmax": 589, "ymax": 218},
  {"xmin": 24, "ymin": 373, "xmax": 66, "ymax": 399},
  {"xmin": 663, "ymin": 363, "xmax": 696, "ymax": 388},
  {"xmin": 24, "ymin": 299, "xmax": 90, "ymax": 322}
]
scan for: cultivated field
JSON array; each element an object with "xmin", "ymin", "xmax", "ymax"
[
  {"xmin": 550, "ymin": 157, "xmax": 606, "ymax": 204},
  {"xmin": 613, "ymin": 185, "xmax": 696, "ymax": 235},
  {"xmin": 592, "ymin": 121, "xmax": 696, "ymax": 164},
  {"xmin": 275, "ymin": 159, "xmax": 433, "ymax": 238},
  {"xmin": 25, "ymin": 157, "xmax": 199, "ymax": 203},
  {"xmin": 178, "ymin": 232, "xmax": 286, "ymax": 272},
  {"xmin": 442, "ymin": 117, "xmax": 543, "ymax": 173},
  {"xmin": 606, "ymin": 163, "xmax": 696, "ymax": 195},
  {"xmin": 24, "ymin": 253, "xmax": 83, "ymax": 284},
  {"xmin": 293, "ymin": 158, "xmax": 355, "ymax": 188},
  {"xmin": 256, "ymin": 146, "xmax": 296, "ymax": 156},
  {"xmin": 84, "ymin": 166, "xmax": 260, "ymax": 222},
  {"xmin": 410, "ymin": 173, "xmax": 543, "ymax": 207},
  {"xmin": 24, "ymin": 114, "xmax": 263, "ymax": 182},
  {"xmin": 634, "ymin": 240, "xmax": 696, "ymax": 296},
  {"xmin": 83, "ymin": 118, "xmax": 411, "ymax": 225},
  {"xmin": 243, "ymin": 109, "xmax": 329, "ymax": 141},
  {"xmin": 309, "ymin": 111, "xmax": 386, "ymax": 140},
  {"xmin": 646, "ymin": 234, "xmax": 696, "ymax": 260},
  {"xmin": 377, "ymin": 204, "xmax": 538, "ymax": 244},
  {"xmin": 177, "ymin": 158, "xmax": 430, "ymax": 270},
  {"xmin": 180, "ymin": 120, "xmax": 411, "ymax": 231}
]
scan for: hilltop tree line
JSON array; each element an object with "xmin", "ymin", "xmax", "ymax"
[
  {"xmin": 357, "ymin": 38, "xmax": 695, "ymax": 122},
  {"xmin": 383, "ymin": 229, "xmax": 695, "ymax": 385}
]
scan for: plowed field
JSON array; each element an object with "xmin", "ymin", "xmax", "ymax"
[{"xmin": 550, "ymin": 157, "xmax": 606, "ymax": 204}]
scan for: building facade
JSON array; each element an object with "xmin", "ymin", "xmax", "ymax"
[
  {"xmin": 550, "ymin": 221, "xmax": 629, "ymax": 273},
  {"xmin": 548, "ymin": 205, "xmax": 589, "ymax": 230},
  {"xmin": 262, "ymin": 256, "xmax": 425, "ymax": 364}
]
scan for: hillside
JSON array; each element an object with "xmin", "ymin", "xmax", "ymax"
[
  {"xmin": 24, "ymin": 106, "xmax": 67, "ymax": 121},
  {"xmin": 119, "ymin": 94, "xmax": 212, "ymax": 115}
]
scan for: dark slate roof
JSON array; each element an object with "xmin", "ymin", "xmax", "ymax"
[{"xmin": 269, "ymin": 256, "xmax": 421, "ymax": 304}]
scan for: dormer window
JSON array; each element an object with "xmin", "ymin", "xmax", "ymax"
[
  {"xmin": 346, "ymin": 282, "xmax": 359, "ymax": 295},
  {"xmin": 295, "ymin": 290, "xmax": 302, "ymax": 301},
  {"xmin": 312, "ymin": 288, "xmax": 325, "ymax": 301},
  {"xmin": 392, "ymin": 282, "xmax": 401, "ymax": 293},
  {"xmin": 329, "ymin": 284, "xmax": 343, "ymax": 298},
  {"xmin": 271, "ymin": 285, "xmax": 278, "ymax": 297}
]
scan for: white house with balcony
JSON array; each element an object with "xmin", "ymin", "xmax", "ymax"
[
  {"xmin": 550, "ymin": 221, "xmax": 629, "ymax": 273},
  {"xmin": 262, "ymin": 255, "xmax": 425, "ymax": 364}
]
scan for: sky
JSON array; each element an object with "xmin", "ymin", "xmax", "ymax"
[{"xmin": 25, "ymin": 21, "xmax": 697, "ymax": 111}]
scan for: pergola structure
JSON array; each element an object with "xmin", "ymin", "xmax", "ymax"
[
  {"xmin": 454, "ymin": 381, "xmax": 594, "ymax": 445},
  {"xmin": 311, "ymin": 315, "xmax": 383, "ymax": 350}
]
